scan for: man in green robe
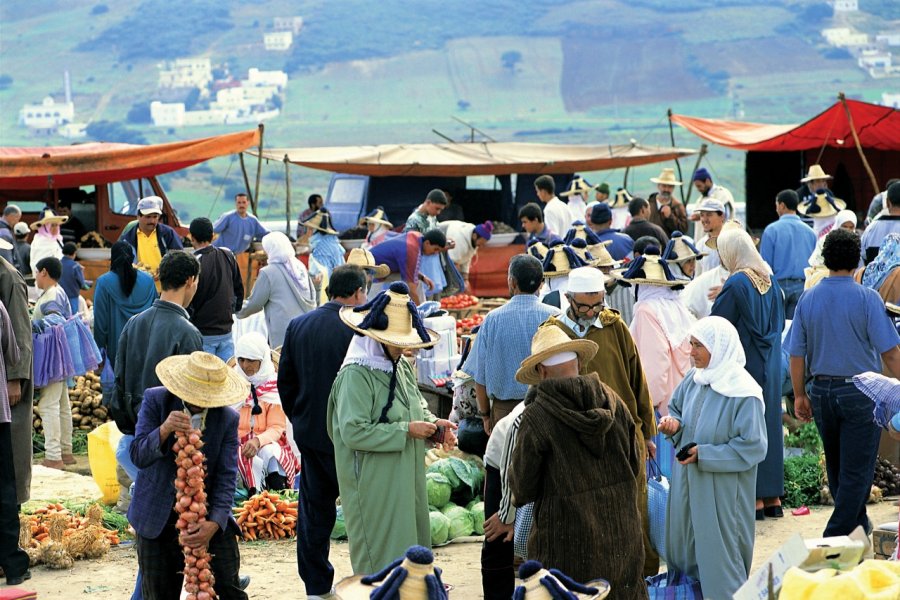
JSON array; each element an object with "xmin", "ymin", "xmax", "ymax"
[{"xmin": 327, "ymin": 282, "xmax": 457, "ymax": 575}]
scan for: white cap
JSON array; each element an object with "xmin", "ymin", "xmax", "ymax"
[
  {"xmin": 540, "ymin": 351, "xmax": 578, "ymax": 367},
  {"xmin": 692, "ymin": 198, "xmax": 726, "ymax": 214},
  {"xmin": 137, "ymin": 196, "xmax": 163, "ymax": 215},
  {"xmin": 13, "ymin": 222, "xmax": 29, "ymax": 236},
  {"xmin": 566, "ymin": 266, "xmax": 606, "ymax": 293}
]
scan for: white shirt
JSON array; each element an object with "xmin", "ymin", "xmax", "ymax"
[
  {"xmin": 693, "ymin": 235, "xmax": 721, "ymax": 278},
  {"xmin": 542, "ymin": 197, "xmax": 571, "ymax": 240},
  {"xmin": 683, "ymin": 265, "xmax": 728, "ymax": 319},
  {"xmin": 566, "ymin": 195, "xmax": 588, "ymax": 226},
  {"xmin": 439, "ymin": 220, "xmax": 478, "ymax": 274}
]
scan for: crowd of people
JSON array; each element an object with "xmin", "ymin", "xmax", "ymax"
[{"xmin": 0, "ymin": 169, "xmax": 898, "ymax": 600}]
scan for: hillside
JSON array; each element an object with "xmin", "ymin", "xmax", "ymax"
[{"xmin": 0, "ymin": 0, "xmax": 896, "ymax": 223}]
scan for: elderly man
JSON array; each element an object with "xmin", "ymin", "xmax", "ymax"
[
  {"xmin": 403, "ymin": 189, "xmax": 447, "ymax": 233},
  {"xmin": 439, "ymin": 220, "xmax": 493, "ymax": 293},
  {"xmin": 508, "ymin": 325, "xmax": 648, "ymax": 599},
  {"xmin": 0, "ymin": 206, "xmax": 22, "ymax": 270},
  {"xmin": 534, "ymin": 175, "xmax": 571, "ymax": 242},
  {"xmin": 472, "ymin": 254, "xmax": 558, "ymax": 435},
  {"xmin": 647, "ymin": 168, "xmax": 688, "ymax": 237},
  {"xmin": 760, "ymin": 190, "xmax": 817, "ymax": 319},
  {"xmin": 213, "ymin": 192, "xmax": 269, "ymax": 254},
  {"xmin": 690, "ymin": 168, "xmax": 735, "ymax": 222},
  {"xmin": 692, "ymin": 197, "xmax": 728, "ymax": 277},
  {"xmin": 119, "ymin": 196, "xmax": 183, "ymax": 290},
  {"xmin": 543, "ymin": 266, "xmax": 658, "ymax": 576}
]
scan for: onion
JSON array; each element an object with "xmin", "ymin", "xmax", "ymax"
[{"xmin": 192, "ymin": 454, "xmax": 204, "ymax": 465}]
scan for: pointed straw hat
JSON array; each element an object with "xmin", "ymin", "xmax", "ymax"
[
  {"xmin": 663, "ymin": 231, "xmax": 707, "ymax": 264},
  {"xmin": 610, "ymin": 251, "xmax": 689, "ymax": 288},
  {"xmin": 335, "ymin": 546, "xmax": 449, "ymax": 600},
  {"xmin": 800, "ymin": 164, "xmax": 833, "ymax": 183},
  {"xmin": 796, "ymin": 190, "xmax": 846, "ymax": 218},
  {"xmin": 559, "ymin": 176, "xmax": 594, "ymax": 198},
  {"xmin": 527, "ymin": 239, "xmax": 550, "ymax": 261},
  {"xmin": 340, "ymin": 282, "xmax": 439, "ymax": 349},
  {"xmin": 30, "ymin": 208, "xmax": 69, "ymax": 231},
  {"xmin": 155, "ymin": 351, "xmax": 250, "ymax": 408},
  {"xmin": 515, "ymin": 325, "xmax": 599, "ymax": 386},
  {"xmin": 650, "ymin": 167, "xmax": 682, "ymax": 186},
  {"xmin": 359, "ymin": 206, "xmax": 393, "ymax": 229},
  {"xmin": 301, "ymin": 209, "xmax": 339, "ymax": 234},
  {"xmin": 589, "ymin": 241, "xmax": 619, "ymax": 268},
  {"xmin": 346, "ymin": 247, "xmax": 390, "ymax": 279},
  {"xmin": 513, "ymin": 560, "xmax": 610, "ymax": 599},
  {"xmin": 541, "ymin": 242, "xmax": 588, "ymax": 278},
  {"xmin": 608, "ymin": 187, "xmax": 632, "ymax": 209}
]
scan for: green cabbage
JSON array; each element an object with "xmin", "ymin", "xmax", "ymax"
[
  {"xmin": 469, "ymin": 501, "xmax": 485, "ymax": 535},
  {"xmin": 330, "ymin": 505, "xmax": 347, "ymax": 540},
  {"xmin": 441, "ymin": 503, "xmax": 475, "ymax": 539},
  {"xmin": 426, "ymin": 472, "xmax": 452, "ymax": 508},
  {"xmin": 428, "ymin": 459, "xmax": 461, "ymax": 489},
  {"xmin": 430, "ymin": 510, "xmax": 450, "ymax": 546},
  {"xmin": 466, "ymin": 497, "xmax": 482, "ymax": 511}
]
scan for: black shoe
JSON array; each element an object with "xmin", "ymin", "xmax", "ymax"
[
  {"xmin": 6, "ymin": 570, "xmax": 31, "ymax": 586},
  {"xmin": 755, "ymin": 509, "xmax": 765, "ymax": 521},
  {"xmin": 265, "ymin": 472, "xmax": 287, "ymax": 491},
  {"xmin": 764, "ymin": 505, "xmax": 784, "ymax": 518},
  {"xmin": 239, "ymin": 575, "xmax": 251, "ymax": 590}
]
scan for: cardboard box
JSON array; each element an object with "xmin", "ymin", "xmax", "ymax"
[
  {"xmin": 874, "ymin": 522, "xmax": 898, "ymax": 559},
  {"xmin": 733, "ymin": 526, "xmax": 869, "ymax": 600}
]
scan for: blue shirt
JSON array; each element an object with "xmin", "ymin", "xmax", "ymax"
[
  {"xmin": 472, "ymin": 294, "xmax": 559, "ymax": 400},
  {"xmin": 595, "ymin": 228, "xmax": 634, "ymax": 261},
  {"xmin": 212, "ymin": 211, "xmax": 269, "ymax": 254},
  {"xmin": 59, "ymin": 256, "xmax": 86, "ymax": 299},
  {"xmin": 759, "ymin": 214, "xmax": 816, "ymax": 280},
  {"xmin": 787, "ymin": 276, "xmax": 900, "ymax": 376}
]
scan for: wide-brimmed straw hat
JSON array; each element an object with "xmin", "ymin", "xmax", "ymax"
[
  {"xmin": 608, "ymin": 187, "xmax": 632, "ymax": 209},
  {"xmin": 335, "ymin": 546, "xmax": 448, "ymax": 600},
  {"xmin": 797, "ymin": 190, "xmax": 846, "ymax": 218},
  {"xmin": 155, "ymin": 351, "xmax": 250, "ymax": 408},
  {"xmin": 301, "ymin": 209, "xmax": 339, "ymax": 235},
  {"xmin": 564, "ymin": 223, "xmax": 603, "ymax": 247},
  {"xmin": 516, "ymin": 325, "xmax": 599, "ymax": 386},
  {"xmin": 663, "ymin": 231, "xmax": 707, "ymax": 264},
  {"xmin": 801, "ymin": 164, "xmax": 833, "ymax": 183},
  {"xmin": 610, "ymin": 250, "xmax": 689, "ymax": 288},
  {"xmin": 30, "ymin": 208, "xmax": 69, "ymax": 231},
  {"xmin": 589, "ymin": 242, "xmax": 619, "ymax": 268},
  {"xmin": 527, "ymin": 239, "xmax": 550, "ymax": 261},
  {"xmin": 513, "ymin": 560, "xmax": 610, "ymax": 600},
  {"xmin": 650, "ymin": 167, "xmax": 682, "ymax": 186},
  {"xmin": 346, "ymin": 247, "xmax": 390, "ymax": 279},
  {"xmin": 340, "ymin": 282, "xmax": 439, "ymax": 349},
  {"xmin": 542, "ymin": 242, "xmax": 588, "ymax": 279},
  {"xmin": 559, "ymin": 176, "xmax": 594, "ymax": 198},
  {"xmin": 359, "ymin": 206, "xmax": 393, "ymax": 229}
]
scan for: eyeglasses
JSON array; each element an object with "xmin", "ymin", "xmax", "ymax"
[{"xmin": 570, "ymin": 298, "xmax": 604, "ymax": 314}]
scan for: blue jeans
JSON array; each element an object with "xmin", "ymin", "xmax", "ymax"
[
  {"xmin": 203, "ymin": 333, "xmax": 234, "ymax": 362},
  {"xmin": 809, "ymin": 378, "xmax": 881, "ymax": 536},
  {"xmin": 779, "ymin": 278, "xmax": 804, "ymax": 320},
  {"xmin": 116, "ymin": 434, "xmax": 139, "ymax": 482}
]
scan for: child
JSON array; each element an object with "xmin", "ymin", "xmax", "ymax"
[
  {"xmin": 33, "ymin": 257, "xmax": 73, "ymax": 470},
  {"xmin": 59, "ymin": 242, "xmax": 90, "ymax": 315}
]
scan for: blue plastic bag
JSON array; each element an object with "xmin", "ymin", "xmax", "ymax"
[
  {"xmin": 100, "ymin": 351, "xmax": 115, "ymax": 406},
  {"xmin": 645, "ymin": 570, "xmax": 702, "ymax": 600},
  {"xmin": 647, "ymin": 458, "xmax": 669, "ymax": 562}
]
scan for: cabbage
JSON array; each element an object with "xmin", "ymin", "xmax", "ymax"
[
  {"xmin": 428, "ymin": 459, "xmax": 461, "ymax": 489},
  {"xmin": 466, "ymin": 497, "xmax": 482, "ymax": 511},
  {"xmin": 330, "ymin": 505, "xmax": 347, "ymax": 540},
  {"xmin": 426, "ymin": 472, "xmax": 452, "ymax": 508},
  {"xmin": 469, "ymin": 501, "xmax": 485, "ymax": 535},
  {"xmin": 430, "ymin": 510, "xmax": 450, "ymax": 546},
  {"xmin": 441, "ymin": 503, "xmax": 475, "ymax": 539}
]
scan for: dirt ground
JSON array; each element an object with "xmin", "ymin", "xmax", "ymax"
[{"xmin": 16, "ymin": 465, "xmax": 900, "ymax": 599}]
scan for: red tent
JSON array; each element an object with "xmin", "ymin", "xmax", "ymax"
[{"xmin": 671, "ymin": 99, "xmax": 900, "ymax": 228}]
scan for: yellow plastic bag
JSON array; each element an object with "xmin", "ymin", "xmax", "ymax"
[
  {"xmin": 87, "ymin": 421, "xmax": 123, "ymax": 504},
  {"xmin": 780, "ymin": 560, "xmax": 900, "ymax": 600}
]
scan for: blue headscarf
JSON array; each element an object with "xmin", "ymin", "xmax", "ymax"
[{"xmin": 861, "ymin": 233, "xmax": 900, "ymax": 291}]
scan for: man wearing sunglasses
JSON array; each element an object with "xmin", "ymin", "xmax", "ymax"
[{"xmin": 542, "ymin": 266, "xmax": 659, "ymax": 578}]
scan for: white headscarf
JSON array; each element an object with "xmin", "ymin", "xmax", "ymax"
[
  {"xmin": 807, "ymin": 209, "xmax": 857, "ymax": 268},
  {"xmin": 262, "ymin": 232, "xmax": 312, "ymax": 297},
  {"xmin": 717, "ymin": 228, "xmax": 772, "ymax": 294},
  {"xmin": 689, "ymin": 316, "xmax": 763, "ymax": 404},
  {"xmin": 233, "ymin": 332, "xmax": 277, "ymax": 387},
  {"xmin": 341, "ymin": 334, "xmax": 395, "ymax": 374},
  {"xmin": 632, "ymin": 285, "xmax": 695, "ymax": 347}
]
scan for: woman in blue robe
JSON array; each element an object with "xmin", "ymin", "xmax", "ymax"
[{"xmin": 711, "ymin": 228, "xmax": 785, "ymax": 519}]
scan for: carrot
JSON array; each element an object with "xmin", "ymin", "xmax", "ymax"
[{"xmin": 35, "ymin": 533, "xmax": 49, "ymax": 542}]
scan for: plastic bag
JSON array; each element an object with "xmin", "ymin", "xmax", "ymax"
[
  {"xmin": 88, "ymin": 421, "xmax": 124, "ymax": 505},
  {"xmin": 647, "ymin": 458, "xmax": 669, "ymax": 562},
  {"xmin": 645, "ymin": 571, "xmax": 703, "ymax": 600}
]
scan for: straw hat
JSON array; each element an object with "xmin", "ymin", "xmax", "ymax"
[
  {"xmin": 703, "ymin": 220, "xmax": 743, "ymax": 250},
  {"xmin": 800, "ymin": 164, "xmax": 832, "ymax": 183},
  {"xmin": 335, "ymin": 546, "xmax": 449, "ymax": 600},
  {"xmin": 340, "ymin": 282, "xmax": 439, "ymax": 349},
  {"xmin": 560, "ymin": 176, "xmax": 594, "ymax": 198},
  {"xmin": 589, "ymin": 242, "xmax": 619, "ymax": 268},
  {"xmin": 514, "ymin": 560, "xmax": 610, "ymax": 600},
  {"xmin": 563, "ymin": 223, "xmax": 603, "ymax": 247},
  {"xmin": 30, "ymin": 208, "xmax": 68, "ymax": 231},
  {"xmin": 346, "ymin": 247, "xmax": 390, "ymax": 279},
  {"xmin": 155, "ymin": 351, "xmax": 250, "ymax": 408},
  {"xmin": 359, "ymin": 206, "xmax": 393, "ymax": 229},
  {"xmin": 301, "ymin": 209, "xmax": 339, "ymax": 235},
  {"xmin": 610, "ymin": 251, "xmax": 689, "ymax": 288},
  {"xmin": 797, "ymin": 190, "xmax": 846, "ymax": 218},
  {"xmin": 542, "ymin": 242, "xmax": 588, "ymax": 279},
  {"xmin": 527, "ymin": 239, "xmax": 550, "ymax": 261},
  {"xmin": 515, "ymin": 325, "xmax": 599, "ymax": 385},
  {"xmin": 663, "ymin": 231, "xmax": 707, "ymax": 264},
  {"xmin": 650, "ymin": 167, "xmax": 682, "ymax": 186},
  {"xmin": 608, "ymin": 187, "xmax": 632, "ymax": 209}
]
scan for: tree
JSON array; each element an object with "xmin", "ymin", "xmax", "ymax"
[
  {"xmin": 0, "ymin": 74, "xmax": 12, "ymax": 90},
  {"xmin": 126, "ymin": 101, "xmax": 151, "ymax": 124},
  {"xmin": 86, "ymin": 121, "xmax": 147, "ymax": 144},
  {"xmin": 501, "ymin": 50, "xmax": 522, "ymax": 72}
]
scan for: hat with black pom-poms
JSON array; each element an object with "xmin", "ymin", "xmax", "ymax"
[
  {"xmin": 513, "ymin": 560, "xmax": 610, "ymax": 599},
  {"xmin": 662, "ymin": 231, "xmax": 707, "ymax": 264},
  {"xmin": 335, "ymin": 545, "xmax": 449, "ymax": 600},
  {"xmin": 542, "ymin": 241, "xmax": 588, "ymax": 279},
  {"xmin": 339, "ymin": 282, "xmax": 439, "ymax": 348},
  {"xmin": 610, "ymin": 246, "xmax": 688, "ymax": 289}
]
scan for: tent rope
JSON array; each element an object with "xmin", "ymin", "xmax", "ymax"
[{"xmin": 207, "ymin": 153, "xmax": 236, "ymax": 218}]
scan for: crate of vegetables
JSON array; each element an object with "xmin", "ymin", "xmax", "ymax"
[
  {"xmin": 456, "ymin": 314, "xmax": 484, "ymax": 336},
  {"xmin": 441, "ymin": 294, "xmax": 480, "ymax": 317}
]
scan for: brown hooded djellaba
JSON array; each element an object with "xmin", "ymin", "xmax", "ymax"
[{"xmin": 509, "ymin": 373, "xmax": 648, "ymax": 600}]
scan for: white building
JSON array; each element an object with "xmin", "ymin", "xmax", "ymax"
[
  {"xmin": 822, "ymin": 27, "xmax": 869, "ymax": 47},
  {"xmin": 150, "ymin": 101, "xmax": 186, "ymax": 127},
  {"xmin": 58, "ymin": 122, "xmax": 87, "ymax": 139},
  {"xmin": 833, "ymin": 0, "xmax": 858, "ymax": 11},
  {"xmin": 883, "ymin": 93, "xmax": 900, "ymax": 108},
  {"xmin": 158, "ymin": 57, "xmax": 212, "ymax": 89},
  {"xmin": 19, "ymin": 96, "xmax": 75, "ymax": 129},
  {"xmin": 273, "ymin": 16, "xmax": 303, "ymax": 34},
  {"xmin": 264, "ymin": 31, "xmax": 293, "ymax": 51},
  {"xmin": 876, "ymin": 32, "xmax": 900, "ymax": 46},
  {"xmin": 859, "ymin": 50, "xmax": 892, "ymax": 70},
  {"xmin": 214, "ymin": 85, "xmax": 279, "ymax": 109},
  {"xmin": 246, "ymin": 68, "xmax": 288, "ymax": 90}
]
